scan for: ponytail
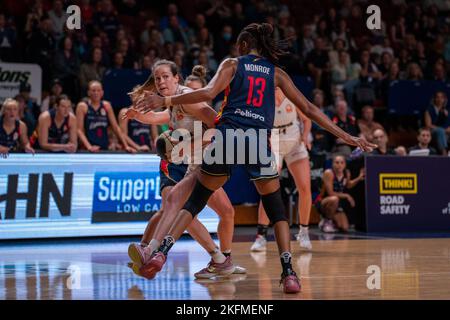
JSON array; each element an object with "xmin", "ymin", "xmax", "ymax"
[{"xmin": 238, "ymin": 23, "xmax": 287, "ymax": 65}]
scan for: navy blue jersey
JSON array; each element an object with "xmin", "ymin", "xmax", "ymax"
[
  {"xmin": 0, "ymin": 116, "xmax": 20, "ymax": 150},
  {"xmin": 128, "ymin": 119, "xmax": 150, "ymax": 146},
  {"xmin": 84, "ymin": 101, "xmax": 109, "ymax": 150},
  {"xmin": 216, "ymin": 54, "xmax": 275, "ymax": 130},
  {"xmin": 48, "ymin": 109, "xmax": 70, "ymax": 144}
]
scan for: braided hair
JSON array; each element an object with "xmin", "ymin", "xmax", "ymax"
[{"xmin": 237, "ymin": 23, "xmax": 287, "ymax": 65}]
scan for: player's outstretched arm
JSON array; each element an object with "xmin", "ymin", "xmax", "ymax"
[
  {"xmin": 275, "ymin": 68, "xmax": 377, "ymax": 152},
  {"xmin": 135, "ymin": 59, "xmax": 237, "ymax": 112}
]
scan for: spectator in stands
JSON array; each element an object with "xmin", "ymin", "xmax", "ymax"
[
  {"xmin": 377, "ymin": 52, "xmax": 394, "ymax": 76},
  {"xmin": 229, "ymin": 3, "xmax": 246, "ymax": 38},
  {"xmin": 41, "ymin": 78, "xmax": 64, "ymax": 112},
  {"xmin": 31, "ymin": 95, "xmax": 77, "ymax": 153},
  {"xmin": 54, "ymin": 36, "xmax": 80, "ymax": 100},
  {"xmin": 79, "ymin": 48, "xmax": 106, "ymax": 96},
  {"xmin": 424, "ymin": 91, "xmax": 450, "ymax": 155},
  {"xmin": 159, "ymin": 3, "xmax": 188, "ymax": 31},
  {"xmin": 0, "ymin": 98, "xmax": 34, "ymax": 156},
  {"xmin": 379, "ymin": 61, "xmax": 401, "ymax": 105},
  {"xmin": 19, "ymin": 82, "xmax": 40, "ymax": 125},
  {"xmin": 162, "ymin": 16, "xmax": 190, "ymax": 49},
  {"xmin": 0, "ymin": 12, "xmax": 17, "ymax": 62},
  {"xmin": 354, "ymin": 49, "xmax": 382, "ymax": 83},
  {"xmin": 48, "ymin": 0, "xmax": 67, "ymax": 42},
  {"xmin": 372, "ymin": 128, "xmax": 406, "ymax": 155},
  {"xmin": 92, "ymin": 0, "xmax": 120, "ymax": 43},
  {"xmin": 112, "ymin": 51, "xmax": 124, "ymax": 69},
  {"xmin": 116, "ymin": 38, "xmax": 136, "ymax": 68},
  {"xmin": 357, "ymin": 105, "xmax": 384, "ymax": 142},
  {"xmin": 318, "ymin": 154, "xmax": 364, "ymax": 233},
  {"xmin": 214, "ymin": 25, "xmax": 233, "ymax": 62},
  {"xmin": 329, "ymin": 39, "xmax": 346, "ymax": 67},
  {"xmin": 300, "ymin": 24, "xmax": 315, "ymax": 59},
  {"xmin": 75, "ymin": 80, "xmax": 135, "ymax": 153},
  {"xmin": 330, "ymin": 100, "xmax": 360, "ymax": 156},
  {"xmin": 331, "ymin": 50, "xmax": 353, "ymax": 90},
  {"xmin": 406, "ymin": 62, "xmax": 424, "ymax": 80},
  {"xmin": 432, "ymin": 62, "xmax": 448, "ymax": 83},
  {"xmin": 26, "ymin": 16, "xmax": 55, "ymax": 90},
  {"xmin": 408, "ymin": 127, "xmax": 438, "ymax": 155},
  {"xmin": 306, "ymin": 37, "xmax": 330, "ymax": 89}
]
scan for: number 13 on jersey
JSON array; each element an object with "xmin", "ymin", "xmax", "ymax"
[{"xmin": 246, "ymin": 76, "xmax": 266, "ymax": 107}]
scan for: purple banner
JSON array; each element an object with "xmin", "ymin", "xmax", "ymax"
[{"xmin": 365, "ymin": 156, "xmax": 450, "ymax": 232}]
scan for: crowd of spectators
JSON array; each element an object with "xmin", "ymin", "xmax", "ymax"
[{"xmin": 0, "ymin": 0, "xmax": 449, "ymax": 157}]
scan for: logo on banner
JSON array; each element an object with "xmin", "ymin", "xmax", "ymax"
[
  {"xmin": 92, "ymin": 172, "xmax": 161, "ymax": 222},
  {"xmin": 0, "ymin": 173, "xmax": 73, "ymax": 219},
  {"xmin": 379, "ymin": 174, "xmax": 417, "ymax": 194},
  {"xmin": 443, "ymin": 203, "xmax": 450, "ymax": 215},
  {"xmin": 378, "ymin": 173, "xmax": 417, "ymax": 215}
]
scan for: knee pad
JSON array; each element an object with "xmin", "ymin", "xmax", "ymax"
[
  {"xmin": 261, "ymin": 189, "xmax": 288, "ymax": 224},
  {"xmin": 182, "ymin": 180, "xmax": 214, "ymax": 218}
]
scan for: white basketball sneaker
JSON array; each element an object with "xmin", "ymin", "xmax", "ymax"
[
  {"xmin": 296, "ymin": 228, "xmax": 312, "ymax": 250},
  {"xmin": 250, "ymin": 235, "xmax": 267, "ymax": 252}
]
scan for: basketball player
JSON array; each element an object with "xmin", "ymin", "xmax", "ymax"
[
  {"xmin": 118, "ymin": 102, "xmax": 153, "ymax": 152},
  {"xmin": 251, "ymin": 87, "xmax": 313, "ymax": 252},
  {"xmin": 30, "ymin": 95, "xmax": 78, "ymax": 152},
  {"xmin": 317, "ymin": 154, "xmax": 364, "ymax": 232},
  {"xmin": 76, "ymin": 80, "xmax": 136, "ymax": 153},
  {"xmin": 0, "ymin": 98, "xmax": 35, "ymax": 158},
  {"xmin": 135, "ymin": 23, "xmax": 376, "ymax": 293},
  {"xmin": 125, "ymin": 62, "xmax": 244, "ymax": 278}
]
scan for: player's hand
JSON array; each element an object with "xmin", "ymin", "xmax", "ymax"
[
  {"xmin": 302, "ymin": 136, "xmax": 312, "ymax": 150},
  {"xmin": 122, "ymin": 108, "xmax": 138, "ymax": 120},
  {"xmin": 346, "ymin": 194, "xmax": 356, "ymax": 208},
  {"xmin": 25, "ymin": 145, "xmax": 35, "ymax": 155},
  {"xmin": 88, "ymin": 145, "xmax": 101, "ymax": 153},
  {"xmin": 343, "ymin": 135, "xmax": 377, "ymax": 152},
  {"xmin": 0, "ymin": 145, "xmax": 9, "ymax": 158},
  {"xmin": 125, "ymin": 145, "xmax": 137, "ymax": 153},
  {"xmin": 138, "ymin": 145, "xmax": 150, "ymax": 152},
  {"xmin": 65, "ymin": 143, "xmax": 77, "ymax": 153},
  {"xmin": 135, "ymin": 92, "xmax": 164, "ymax": 113},
  {"xmin": 359, "ymin": 168, "xmax": 365, "ymax": 180}
]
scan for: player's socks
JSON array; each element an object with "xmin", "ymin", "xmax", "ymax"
[
  {"xmin": 209, "ymin": 247, "xmax": 226, "ymax": 263},
  {"xmin": 157, "ymin": 235, "xmax": 175, "ymax": 256},
  {"xmin": 147, "ymin": 239, "xmax": 160, "ymax": 254},
  {"xmin": 280, "ymin": 251, "xmax": 294, "ymax": 275},
  {"xmin": 257, "ymin": 224, "xmax": 269, "ymax": 238}
]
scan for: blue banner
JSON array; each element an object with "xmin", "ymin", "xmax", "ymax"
[
  {"xmin": 365, "ymin": 155, "xmax": 450, "ymax": 232},
  {"xmin": 92, "ymin": 171, "xmax": 161, "ymax": 222}
]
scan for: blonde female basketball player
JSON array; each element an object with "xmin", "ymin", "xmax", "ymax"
[
  {"xmin": 251, "ymin": 87, "xmax": 313, "ymax": 252},
  {"xmin": 125, "ymin": 62, "xmax": 244, "ymax": 278}
]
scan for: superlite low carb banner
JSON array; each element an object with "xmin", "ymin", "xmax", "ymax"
[
  {"xmin": 0, "ymin": 154, "xmax": 218, "ymax": 240},
  {"xmin": 365, "ymin": 155, "xmax": 450, "ymax": 232},
  {"xmin": 0, "ymin": 62, "xmax": 42, "ymax": 104}
]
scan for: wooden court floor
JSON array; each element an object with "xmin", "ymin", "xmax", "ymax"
[{"xmin": 1, "ymin": 235, "xmax": 450, "ymax": 300}]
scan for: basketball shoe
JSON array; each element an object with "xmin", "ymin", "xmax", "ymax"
[
  {"xmin": 139, "ymin": 251, "xmax": 167, "ymax": 279},
  {"xmin": 194, "ymin": 256, "xmax": 235, "ymax": 279},
  {"xmin": 250, "ymin": 235, "xmax": 267, "ymax": 252},
  {"xmin": 280, "ymin": 270, "xmax": 301, "ymax": 294}
]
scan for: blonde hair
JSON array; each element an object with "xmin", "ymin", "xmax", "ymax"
[
  {"xmin": 1, "ymin": 98, "xmax": 19, "ymax": 115},
  {"xmin": 185, "ymin": 65, "xmax": 207, "ymax": 87}
]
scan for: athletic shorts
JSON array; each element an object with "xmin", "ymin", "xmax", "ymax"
[
  {"xmin": 271, "ymin": 123, "xmax": 308, "ymax": 168},
  {"xmin": 159, "ymin": 160, "xmax": 188, "ymax": 192},
  {"xmin": 200, "ymin": 122, "xmax": 278, "ymax": 181}
]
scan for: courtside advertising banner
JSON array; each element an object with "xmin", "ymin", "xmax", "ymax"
[
  {"xmin": 365, "ymin": 155, "xmax": 450, "ymax": 232},
  {"xmin": 0, "ymin": 62, "xmax": 42, "ymax": 104},
  {"xmin": 0, "ymin": 154, "xmax": 218, "ymax": 239}
]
